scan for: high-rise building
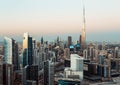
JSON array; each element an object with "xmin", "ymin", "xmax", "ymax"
[
  {"xmin": 44, "ymin": 60, "xmax": 54, "ymax": 85},
  {"xmin": 22, "ymin": 66, "xmax": 27, "ymax": 85},
  {"xmin": 79, "ymin": 35, "xmax": 82, "ymax": 44},
  {"xmin": 22, "ymin": 65, "xmax": 38, "ymax": 85},
  {"xmin": 89, "ymin": 46, "xmax": 94, "ymax": 61},
  {"xmin": 83, "ymin": 49, "xmax": 88, "ymax": 59},
  {"xmin": 114, "ymin": 47, "xmax": 119, "ymax": 58},
  {"xmin": 4, "ymin": 37, "xmax": 19, "ymax": 70},
  {"xmin": 68, "ymin": 36, "xmax": 72, "ymax": 48},
  {"xmin": 27, "ymin": 65, "xmax": 38, "ymax": 85},
  {"xmin": 0, "ymin": 55, "xmax": 3, "ymax": 85},
  {"xmin": 71, "ymin": 54, "xmax": 83, "ymax": 71},
  {"xmin": 32, "ymin": 39, "xmax": 38, "ymax": 65},
  {"xmin": 81, "ymin": 1, "xmax": 86, "ymax": 50},
  {"xmin": 3, "ymin": 64, "xmax": 14, "ymax": 85},
  {"xmin": 57, "ymin": 36, "xmax": 60, "ymax": 46},
  {"xmin": 0, "ymin": 64, "xmax": 3, "ymax": 85},
  {"xmin": 22, "ymin": 32, "xmax": 33, "ymax": 67},
  {"xmin": 70, "ymin": 54, "xmax": 84, "ymax": 80},
  {"xmin": 4, "ymin": 37, "xmax": 12, "ymax": 64},
  {"xmin": 22, "ymin": 49, "xmax": 27, "ymax": 68},
  {"xmin": 81, "ymin": 29, "xmax": 86, "ymax": 50},
  {"xmin": 43, "ymin": 61, "xmax": 48, "ymax": 85},
  {"xmin": 13, "ymin": 42, "xmax": 19, "ymax": 70},
  {"xmin": 64, "ymin": 48, "xmax": 70, "ymax": 59},
  {"xmin": 41, "ymin": 36, "xmax": 44, "ymax": 45},
  {"xmin": 0, "ymin": 45, "xmax": 4, "ymax": 55}
]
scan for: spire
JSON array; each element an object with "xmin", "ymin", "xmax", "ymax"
[{"xmin": 82, "ymin": 0, "xmax": 86, "ymax": 31}]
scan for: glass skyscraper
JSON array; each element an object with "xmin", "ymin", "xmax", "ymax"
[
  {"xmin": 22, "ymin": 32, "xmax": 33, "ymax": 67},
  {"xmin": 4, "ymin": 37, "xmax": 12, "ymax": 64},
  {"xmin": 4, "ymin": 37, "xmax": 19, "ymax": 70}
]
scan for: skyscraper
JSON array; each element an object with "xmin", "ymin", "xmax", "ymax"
[
  {"xmin": 41, "ymin": 36, "xmax": 44, "ymax": 45},
  {"xmin": 81, "ymin": 0, "xmax": 86, "ymax": 50},
  {"xmin": 4, "ymin": 37, "xmax": 12, "ymax": 64},
  {"xmin": 64, "ymin": 48, "xmax": 70, "ymax": 59},
  {"xmin": 22, "ymin": 65, "xmax": 38, "ymax": 85},
  {"xmin": 3, "ymin": 63, "xmax": 14, "ymax": 85},
  {"xmin": 68, "ymin": 36, "xmax": 72, "ymax": 48},
  {"xmin": 81, "ymin": 28, "xmax": 86, "ymax": 50},
  {"xmin": 22, "ymin": 49, "xmax": 27, "ymax": 67},
  {"xmin": 4, "ymin": 37, "xmax": 19, "ymax": 70},
  {"xmin": 0, "ymin": 55, "xmax": 3, "ymax": 85},
  {"xmin": 71, "ymin": 54, "xmax": 84, "ymax": 71},
  {"xmin": 22, "ymin": 32, "xmax": 33, "ymax": 67},
  {"xmin": 70, "ymin": 54, "xmax": 84, "ymax": 80},
  {"xmin": 57, "ymin": 36, "xmax": 60, "ymax": 46},
  {"xmin": 44, "ymin": 60, "xmax": 54, "ymax": 85},
  {"xmin": 79, "ymin": 35, "xmax": 82, "ymax": 44},
  {"xmin": 32, "ymin": 39, "xmax": 38, "ymax": 65}
]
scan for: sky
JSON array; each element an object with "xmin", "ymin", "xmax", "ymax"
[{"xmin": 0, "ymin": 0, "xmax": 120, "ymax": 42}]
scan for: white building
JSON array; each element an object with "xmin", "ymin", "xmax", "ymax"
[
  {"xmin": 64, "ymin": 54, "xmax": 84, "ymax": 80},
  {"xmin": 64, "ymin": 68, "xmax": 83, "ymax": 80},
  {"xmin": 70, "ymin": 54, "xmax": 84, "ymax": 71}
]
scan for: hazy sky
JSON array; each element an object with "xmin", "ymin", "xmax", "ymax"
[{"xmin": 0, "ymin": 0, "xmax": 120, "ymax": 42}]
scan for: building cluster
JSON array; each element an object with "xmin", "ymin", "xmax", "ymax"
[
  {"xmin": 0, "ymin": 31, "xmax": 120, "ymax": 85},
  {"xmin": 0, "ymin": 32, "xmax": 56, "ymax": 85},
  {"xmin": 0, "ymin": 29, "xmax": 86, "ymax": 85},
  {"xmin": 83, "ymin": 43, "xmax": 120, "ymax": 81}
]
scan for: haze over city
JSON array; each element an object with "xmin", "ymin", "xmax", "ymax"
[
  {"xmin": 0, "ymin": 0, "xmax": 120, "ymax": 42},
  {"xmin": 1, "ymin": 0, "xmax": 120, "ymax": 85}
]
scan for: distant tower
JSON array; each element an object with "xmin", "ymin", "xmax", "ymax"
[
  {"xmin": 68, "ymin": 36, "xmax": 72, "ymax": 48},
  {"xmin": 81, "ymin": 0, "xmax": 86, "ymax": 50},
  {"xmin": 57, "ymin": 36, "xmax": 59, "ymax": 43},
  {"xmin": 41, "ymin": 36, "xmax": 44, "ymax": 45},
  {"xmin": 79, "ymin": 35, "xmax": 82, "ymax": 44}
]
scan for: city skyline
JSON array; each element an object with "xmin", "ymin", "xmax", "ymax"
[
  {"xmin": 0, "ymin": 31, "xmax": 120, "ymax": 43},
  {"xmin": 0, "ymin": 0, "xmax": 120, "ymax": 42},
  {"xmin": 1, "ymin": 1, "xmax": 120, "ymax": 84}
]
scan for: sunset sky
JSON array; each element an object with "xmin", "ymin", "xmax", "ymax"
[{"xmin": 0, "ymin": 0, "xmax": 120, "ymax": 42}]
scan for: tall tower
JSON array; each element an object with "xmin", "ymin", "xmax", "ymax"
[
  {"xmin": 22, "ymin": 32, "xmax": 33, "ymax": 67},
  {"xmin": 81, "ymin": 0, "xmax": 86, "ymax": 50},
  {"xmin": 41, "ymin": 36, "xmax": 44, "ymax": 45},
  {"xmin": 44, "ymin": 60, "xmax": 54, "ymax": 85},
  {"xmin": 68, "ymin": 36, "xmax": 72, "ymax": 48},
  {"xmin": 4, "ymin": 37, "xmax": 19, "ymax": 70}
]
